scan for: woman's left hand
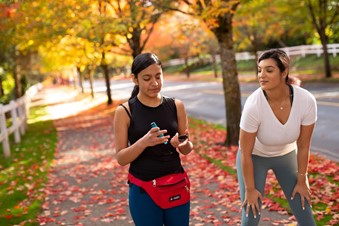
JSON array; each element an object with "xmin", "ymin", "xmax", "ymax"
[
  {"xmin": 291, "ymin": 177, "xmax": 311, "ymax": 210},
  {"xmin": 170, "ymin": 132, "xmax": 188, "ymax": 149}
]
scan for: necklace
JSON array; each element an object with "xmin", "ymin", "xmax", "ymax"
[{"xmin": 263, "ymin": 85, "xmax": 294, "ymax": 111}]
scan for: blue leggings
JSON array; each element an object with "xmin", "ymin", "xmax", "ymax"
[
  {"xmin": 236, "ymin": 150, "xmax": 316, "ymax": 226},
  {"xmin": 129, "ymin": 183, "xmax": 190, "ymax": 226}
]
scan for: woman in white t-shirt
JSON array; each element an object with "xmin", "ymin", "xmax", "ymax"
[{"xmin": 236, "ymin": 49, "xmax": 317, "ymax": 226}]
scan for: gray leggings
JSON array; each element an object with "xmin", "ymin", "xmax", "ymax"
[{"xmin": 236, "ymin": 150, "xmax": 316, "ymax": 226}]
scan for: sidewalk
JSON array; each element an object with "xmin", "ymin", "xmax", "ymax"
[{"xmin": 36, "ymin": 85, "xmax": 295, "ymax": 226}]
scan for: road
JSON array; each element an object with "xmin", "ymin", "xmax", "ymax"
[{"xmin": 83, "ymin": 79, "xmax": 339, "ymax": 162}]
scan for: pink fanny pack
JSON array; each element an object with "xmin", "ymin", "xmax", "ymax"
[{"xmin": 128, "ymin": 171, "xmax": 190, "ymax": 209}]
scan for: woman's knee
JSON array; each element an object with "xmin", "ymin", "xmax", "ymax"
[
  {"xmin": 288, "ymin": 196, "xmax": 316, "ymax": 226},
  {"xmin": 240, "ymin": 209, "xmax": 261, "ymax": 226}
]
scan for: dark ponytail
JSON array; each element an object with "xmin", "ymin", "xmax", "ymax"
[
  {"xmin": 129, "ymin": 52, "xmax": 162, "ymax": 100},
  {"xmin": 130, "ymin": 86, "xmax": 139, "ymax": 100},
  {"xmin": 286, "ymin": 76, "xmax": 301, "ymax": 86}
]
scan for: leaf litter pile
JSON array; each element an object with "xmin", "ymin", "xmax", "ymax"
[{"xmin": 37, "ymin": 102, "xmax": 338, "ymax": 226}]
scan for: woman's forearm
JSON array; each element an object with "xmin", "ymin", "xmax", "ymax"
[
  {"xmin": 297, "ymin": 148, "xmax": 309, "ymax": 174},
  {"xmin": 296, "ymin": 124, "xmax": 315, "ymax": 183},
  {"xmin": 239, "ymin": 130, "xmax": 257, "ymax": 191},
  {"xmin": 241, "ymin": 153, "xmax": 256, "ymax": 191},
  {"xmin": 296, "ymin": 147, "xmax": 310, "ymax": 185},
  {"xmin": 116, "ymin": 139, "xmax": 147, "ymax": 166},
  {"xmin": 178, "ymin": 141, "xmax": 193, "ymax": 155}
]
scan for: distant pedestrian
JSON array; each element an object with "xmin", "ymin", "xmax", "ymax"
[
  {"xmin": 236, "ymin": 49, "xmax": 317, "ymax": 226},
  {"xmin": 114, "ymin": 52, "xmax": 194, "ymax": 226}
]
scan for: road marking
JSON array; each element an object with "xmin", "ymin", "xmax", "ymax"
[
  {"xmin": 317, "ymin": 101, "xmax": 339, "ymax": 107},
  {"xmin": 202, "ymin": 90, "xmax": 224, "ymax": 95},
  {"xmin": 162, "ymin": 83, "xmax": 216, "ymax": 91},
  {"xmin": 313, "ymin": 92, "xmax": 339, "ymax": 99}
]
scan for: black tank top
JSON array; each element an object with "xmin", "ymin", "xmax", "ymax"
[{"xmin": 126, "ymin": 96, "xmax": 183, "ymax": 181}]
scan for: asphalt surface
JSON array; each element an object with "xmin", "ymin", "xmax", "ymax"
[{"xmin": 35, "ymin": 85, "xmax": 297, "ymax": 226}]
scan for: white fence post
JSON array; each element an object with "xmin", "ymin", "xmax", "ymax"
[
  {"xmin": 10, "ymin": 100, "xmax": 21, "ymax": 143},
  {"xmin": 0, "ymin": 104, "xmax": 11, "ymax": 158},
  {"xmin": 0, "ymin": 83, "xmax": 42, "ymax": 158},
  {"xmin": 329, "ymin": 44, "xmax": 337, "ymax": 57},
  {"xmin": 301, "ymin": 45, "xmax": 306, "ymax": 57},
  {"xmin": 17, "ymin": 97, "xmax": 26, "ymax": 135},
  {"xmin": 317, "ymin": 46, "xmax": 322, "ymax": 57}
]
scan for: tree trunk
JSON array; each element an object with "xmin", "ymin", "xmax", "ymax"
[
  {"xmin": 77, "ymin": 66, "xmax": 84, "ymax": 93},
  {"xmin": 184, "ymin": 57, "xmax": 190, "ymax": 78},
  {"xmin": 101, "ymin": 52, "xmax": 112, "ymax": 105},
  {"xmin": 88, "ymin": 67, "xmax": 95, "ymax": 99},
  {"xmin": 250, "ymin": 34, "xmax": 259, "ymax": 75},
  {"xmin": 305, "ymin": 0, "xmax": 332, "ymax": 78},
  {"xmin": 131, "ymin": 28, "xmax": 143, "ymax": 58},
  {"xmin": 252, "ymin": 49, "xmax": 259, "ymax": 75},
  {"xmin": 212, "ymin": 15, "xmax": 242, "ymax": 146},
  {"xmin": 0, "ymin": 77, "xmax": 4, "ymax": 96},
  {"xmin": 320, "ymin": 34, "xmax": 332, "ymax": 78},
  {"xmin": 211, "ymin": 53, "xmax": 218, "ymax": 78},
  {"xmin": 13, "ymin": 53, "xmax": 21, "ymax": 99}
]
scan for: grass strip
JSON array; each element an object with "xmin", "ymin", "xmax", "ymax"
[{"xmin": 0, "ymin": 105, "xmax": 57, "ymax": 226}]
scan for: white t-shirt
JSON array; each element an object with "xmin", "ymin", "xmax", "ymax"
[{"xmin": 240, "ymin": 85, "xmax": 317, "ymax": 157}]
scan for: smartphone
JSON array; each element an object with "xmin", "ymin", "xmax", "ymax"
[
  {"xmin": 150, "ymin": 122, "xmax": 167, "ymax": 144},
  {"xmin": 178, "ymin": 134, "xmax": 188, "ymax": 142}
]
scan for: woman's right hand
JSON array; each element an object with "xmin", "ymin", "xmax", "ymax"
[
  {"xmin": 141, "ymin": 127, "xmax": 170, "ymax": 147},
  {"xmin": 242, "ymin": 188, "xmax": 262, "ymax": 218}
]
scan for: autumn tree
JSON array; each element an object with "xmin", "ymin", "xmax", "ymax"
[
  {"xmin": 94, "ymin": 0, "xmax": 119, "ymax": 105},
  {"xmin": 20, "ymin": 0, "xmax": 128, "ymax": 105},
  {"xmin": 106, "ymin": 0, "xmax": 168, "ymax": 58},
  {"xmin": 166, "ymin": 0, "xmax": 241, "ymax": 146},
  {"xmin": 177, "ymin": 15, "xmax": 219, "ymax": 78},
  {"xmin": 202, "ymin": 32, "xmax": 220, "ymax": 78},
  {"xmin": 304, "ymin": 0, "xmax": 338, "ymax": 78},
  {"xmin": 143, "ymin": 13, "xmax": 182, "ymax": 60},
  {"xmin": 58, "ymin": 0, "xmax": 167, "ymax": 103},
  {"xmin": 233, "ymin": 0, "xmax": 286, "ymax": 72},
  {"xmin": 1, "ymin": 1, "xmax": 88, "ymax": 98},
  {"xmin": 39, "ymin": 0, "xmax": 121, "ymax": 105},
  {"xmin": 0, "ymin": 2, "xmax": 22, "ymax": 99},
  {"xmin": 144, "ymin": 11, "xmax": 219, "ymax": 79},
  {"xmin": 201, "ymin": 1, "xmax": 241, "ymax": 146},
  {"xmin": 0, "ymin": 24, "xmax": 12, "ymax": 99},
  {"xmin": 234, "ymin": 0, "xmax": 315, "ymax": 54},
  {"xmin": 67, "ymin": 0, "xmax": 167, "ymax": 104}
]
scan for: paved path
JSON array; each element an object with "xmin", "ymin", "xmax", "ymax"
[{"xmin": 35, "ymin": 86, "xmax": 295, "ymax": 226}]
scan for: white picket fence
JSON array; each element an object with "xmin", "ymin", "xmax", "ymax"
[
  {"xmin": 0, "ymin": 83, "xmax": 42, "ymax": 158},
  {"xmin": 237, "ymin": 43, "xmax": 339, "ymax": 60},
  {"xmin": 164, "ymin": 43, "xmax": 339, "ymax": 66}
]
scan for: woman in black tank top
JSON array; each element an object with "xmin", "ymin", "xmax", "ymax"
[{"xmin": 113, "ymin": 53, "xmax": 194, "ymax": 226}]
